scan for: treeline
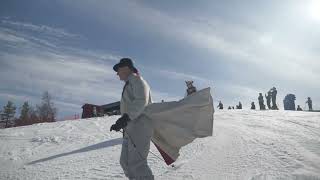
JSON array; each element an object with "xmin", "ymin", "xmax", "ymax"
[{"xmin": 0, "ymin": 91, "xmax": 57, "ymax": 128}]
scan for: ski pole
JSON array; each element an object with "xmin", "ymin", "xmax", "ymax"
[
  {"xmin": 119, "ymin": 130, "xmax": 171, "ymax": 166},
  {"xmin": 120, "ymin": 130, "xmax": 145, "ymax": 161}
]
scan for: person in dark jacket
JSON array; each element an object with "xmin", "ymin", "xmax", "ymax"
[
  {"xmin": 258, "ymin": 93, "xmax": 266, "ymax": 110},
  {"xmin": 271, "ymin": 87, "xmax": 278, "ymax": 110},
  {"xmin": 251, "ymin": 102, "xmax": 256, "ymax": 110},
  {"xmin": 185, "ymin": 81, "xmax": 197, "ymax": 96},
  {"xmin": 306, "ymin": 97, "xmax": 313, "ymax": 111},
  {"xmin": 236, "ymin": 102, "xmax": 242, "ymax": 109},
  {"xmin": 297, "ymin": 105, "xmax": 303, "ymax": 111},
  {"xmin": 265, "ymin": 90, "xmax": 272, "ymax": 109},
  {"xmin": 217, "ymin": 101, "xmax": 224, "ymax": 109}
]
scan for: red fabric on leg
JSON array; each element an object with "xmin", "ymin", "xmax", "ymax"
[{"xmin": 153, "ymin": 142, "xmax": 175, "ymax": 165}]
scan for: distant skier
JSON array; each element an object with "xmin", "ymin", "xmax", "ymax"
[
  {"xmin": 265, "ymin": 90, "xmax": 272, "ymax": 109},
  {"xmin": 110, "ymin": 58, "xmax": 154, "ymax": 179},
  {"xmin": 306, "ymin": 97, "xmax": 313, "ymax": 111},
  {"xmin": 251, "ymin": 102, "xmax": 256, "ymax": 110},
  {"xmin": 228, "ymin": 106, "xmax": 232, "ymax": 110},
  {"xmin": 236, "ymin": 102, "xmax": 242, "ymax": 109},
  {"xmin": 297, "ymin": 105, "xmax": 303, "ymax": 111},
  {"xmin": 258, "ymin": 93, "xmax": 266, "ymax": 110},
  {"xmin": 271, "ymin": 87, "xmax": 278, "ymax": 110},
  {"xmin": 185, "ymin": 80, "xmax": 197, "ymax": 96},
  {"xmin": 217, "ymin": 101, "xmax": 224, "ymax": 109}
]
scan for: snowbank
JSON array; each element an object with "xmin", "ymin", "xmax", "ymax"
[{"xmin": 0, "ymin": 110, "xmax": 319, "ymax": 180}]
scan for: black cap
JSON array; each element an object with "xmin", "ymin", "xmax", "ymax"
[{"xmin": 113, "ymin": 58, "xmax": 138, "ymax": 73}]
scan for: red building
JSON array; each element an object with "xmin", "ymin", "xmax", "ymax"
[{"xmin": 81, "ymin": 101, "xmax": 120, "ymax": 118}]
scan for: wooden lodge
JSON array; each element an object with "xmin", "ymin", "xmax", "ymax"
[{"xmin": 81, "ymin": 101, "xmax": 120, "ymax": 118}]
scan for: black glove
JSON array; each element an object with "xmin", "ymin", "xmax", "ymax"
[
  {"xmin": 110, "ymin": 123, "xmax": 121, "ymax": 132},
  {"xmin": 110, "ymin": 114, "xmax": 131, "ymax": 132}
]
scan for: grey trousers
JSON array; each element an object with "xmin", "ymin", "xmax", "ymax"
[{"xmin": 120, "ymin": 117, "xmax": 154, "ymax": 180}]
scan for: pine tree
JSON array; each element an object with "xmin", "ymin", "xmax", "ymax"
[
  {"xmin": 2, "ymin": 101, "xmax": 16, "ymax": 128},
  {"xmin": 16, "ymin": 102, "xmax": 40, "ymax": 126},
  {"xmin": 37, "ymin": 91, "xmax": 57, "ymax": 122},
  {"xmin": 0, "ymin": 110, "xmax": 4, "ymax": 128},
  {"xmin": 17, "ymin": 101, "xmax": 31, "ymax": 126}
]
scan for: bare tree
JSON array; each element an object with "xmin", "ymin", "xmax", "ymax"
[
  {"xmin": 29, "ymin": 106, "xmax": 39, "ymax": 124},
  {"xmin": 37, "ymin": 91, "xmax": 57, "ymax": 122}
]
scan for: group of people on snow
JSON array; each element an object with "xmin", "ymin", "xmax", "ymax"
[
  {"xmin": 216, "ymin": 86, "xmax": 314, "ymax": 111},
  {"xmin": 258, "ymin": 87, "xmax": 278, "ymax": 110},
  {"xmin": 218, "ymin": 101, "xmax": 243, "ymax": 110}
]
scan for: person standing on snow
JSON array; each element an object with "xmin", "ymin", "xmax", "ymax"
[
  {"xmin": 306, "ymin": 97, "xmax": 313, "ymax": 111},
  {"xmin": 265, "ymin": 90, "xmax": 272, "ymax": 109},
  {"xmin": 110, "ymin": 58, "xmax": 154, "ymax": 180},
  {"xmin": 236, "ymin": 102, "xmax": 242, "ymax": 109},
  {"xmin": 297, "ymin": 105, "xmax": 303, "ymax": 111},
  {"xmin": 271, "ymin": 87, "xmax": 278, "ymax": 110},
  {"xmin": 258, "ymin": 93, "xmax": 265, "ymax": 110},
  {"xmin": 217, "ymin": 101, "xmax": 224, "ymax": 109},
  {"xmin": 251, "ymin": 102, "xmax": 256, "ymax": 110},
  {"xmin": 185, "ymin": 80, "xmax": 197, "ymax": 96}
]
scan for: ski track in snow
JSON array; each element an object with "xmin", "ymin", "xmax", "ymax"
[{"xmin": 0, "ymin": 110, "xmax": 320, "ymax": 180}]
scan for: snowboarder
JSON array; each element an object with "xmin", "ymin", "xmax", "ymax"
[
  {"xmin": 251, "ymin": 102, "xmax": 256, "ymax": 110},
  {"xmin": 110, "ymin": 58, "xmax": 154, "ymax": 179},
  {"xmin": 217, "ymin": 101, "xmax": 224, "ymax": 109},
  {"xmin": 236, "ymin": 102, "xmax": 242, "ymax": 109},
  {"xmin": 306, "ymin": 97, "xmax": 313, "ymax": 111},
  {"xmin": 265, "ymin": 90, "xmax": 272, "ymax": 109},
  {"xmin": 258, "ymin": 93, "xmax": 266, "ymax": 110},
  {"xmin": 297, "ymin": 105, "xmax": 303, "ymax": 111},
  {"xmin": 271, "ymin": 87, "xmax": 278, "ymax": 110}
]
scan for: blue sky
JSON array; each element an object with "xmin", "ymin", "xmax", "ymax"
[{"xmin": 0, "ymin": 0, "xmax": 319, "ymax": 119}]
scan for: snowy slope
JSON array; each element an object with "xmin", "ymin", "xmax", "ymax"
[{"xmin": 1, "ymin": 110, "xmax": 320, "ymax": 180}]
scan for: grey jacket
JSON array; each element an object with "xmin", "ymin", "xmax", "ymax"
[
  {"xmin": 120, "ymin": 73, "xmax": 152, "ymax": 120},
  {"xmin": 119, "ymin": 73, "xmax": 154, "ymax": 179}
]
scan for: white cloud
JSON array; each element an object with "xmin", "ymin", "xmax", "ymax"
[
  {"xmin": 0, "ymin": 51, "xmax": 122, "ymax": 103},
  {"xmin": 0, "ymin": 28, "xmax": 28, "ymax": 43},
  {"xmin": 0, "ymin": 21, "xmax": 123, "ymax": 117},
  {"xmin": 1, "ymin": 19, "xmax": 80, "ymax": 39},
  {"xmin": 156, "ymin": 69, "xmax": 211, "ymax": 84},
  {"xmin": 59, "ymin": 1, "xmax": 319, "ymax": 83},
  {"xmin": 0, "ymin": 19, "xmax": 192, "ymax": 117}
]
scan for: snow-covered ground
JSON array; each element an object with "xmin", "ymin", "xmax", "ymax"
[{"xmin": 1, "ymin": 110, "xmax": 319, "ymax": 180}]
